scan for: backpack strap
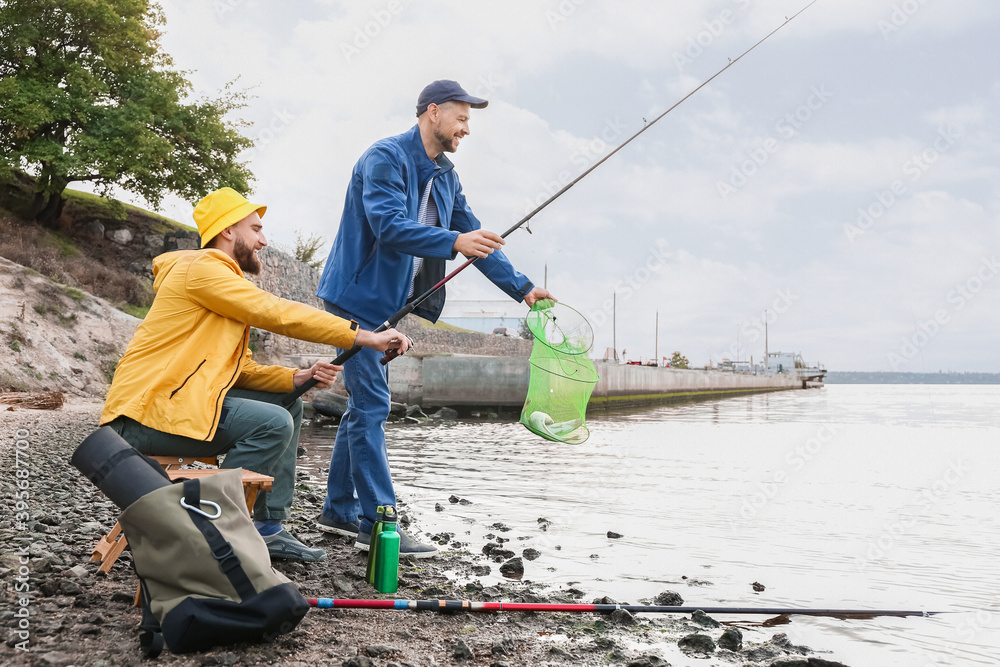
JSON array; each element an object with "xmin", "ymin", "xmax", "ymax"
[
  {"xmin": 88, "ymin": 447, "xmax": 168, "ymax": 486},
  {"xmin": 180, "ymin": 478, "xmax": 257, "ymax": 600},
  {"xmin": 137, "ymin": 578, "xmax": 165, "ymax": 658}
]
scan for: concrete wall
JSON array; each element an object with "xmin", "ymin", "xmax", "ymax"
[
  {"xmin": 384, "ymin": 354, "xmax": 801, "ymax": 409},
  {"xmin": 388, "ymin": 355, "xmax": 530, "ymax": 407},
  {"xmin": 590, "ymin": 361, "xmax": 800, "ymax": 407}
]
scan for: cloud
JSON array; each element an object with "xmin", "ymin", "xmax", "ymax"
[{"xmin": 67, "ymin": 0, "xmax": 1000, "ymax": 371}]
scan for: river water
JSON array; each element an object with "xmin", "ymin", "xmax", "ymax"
[{"xmin": 298, "ymin": 384, "xmax": 1000, "ymax": 666}]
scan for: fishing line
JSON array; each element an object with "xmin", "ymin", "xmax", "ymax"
[{"xmin": 284, "ymin": 0, "xmax": 821, "ymax": 405}]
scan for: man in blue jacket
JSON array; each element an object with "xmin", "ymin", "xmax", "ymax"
[{"xmin": 315, "ymin": 80, "xmax": 553, "ymax": 556}]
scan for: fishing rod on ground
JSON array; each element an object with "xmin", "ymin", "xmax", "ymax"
[
  {"xmin": 307, "ymin": 598, "xmax": 944, "ymax": 619},
  {"xmin": 282, "ymin": 0, "xmax": 821, "ymax": 408}
]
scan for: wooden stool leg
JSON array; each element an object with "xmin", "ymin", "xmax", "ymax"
[
  {"xmin": 91, "ymin": 522, "xmax": 129, "ymax": 574},
  {"xmin": 91, "ymin": 522, "xmax": 122, "ymax": 562},
  {"xmin": 244, "ymin": 483, "xmax": 261, "ymax": 516}
]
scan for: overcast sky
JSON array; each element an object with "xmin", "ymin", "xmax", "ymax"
[{"xmin": 130, "ymin": 0, "xmax": 999, "ymax": 372}]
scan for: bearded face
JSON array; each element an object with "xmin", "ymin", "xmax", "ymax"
[
  {"xmin": 233, "ymin": 235, "xmax": 262, "ymax": 275},
  {"xmin": 433, "ymin": 128, "xmax": 456, "ymax": 153}
]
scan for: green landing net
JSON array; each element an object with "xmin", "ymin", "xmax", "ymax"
[{"xmin": 520, "ymin": 300, "xmax": 600, "ymax": 444}]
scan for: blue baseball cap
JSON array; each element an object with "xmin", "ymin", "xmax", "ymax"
[{"xmin": 416, "ymin": 80, "xmax": 488, "ymax": 117}]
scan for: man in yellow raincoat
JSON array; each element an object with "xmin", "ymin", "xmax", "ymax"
[{"xmin": 101, "ymin": 187, "xmax": 409, "ymax": 562}]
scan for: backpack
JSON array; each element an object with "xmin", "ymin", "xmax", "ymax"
[{"xmin": 119, "ymin": 467, "xmax": 309, "ymax": 657}]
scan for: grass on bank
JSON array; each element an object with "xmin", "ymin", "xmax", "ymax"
[
  {"xmin": 1, "ymin": 170, "xmax": 195, "ymax": 235},
  {"xmin": 62, "ymin": 187, "xmax": 196, "ymax": 235},
  {"xmin": 0, "ymin": 215, "xmax": 155, "ymax": 311}
]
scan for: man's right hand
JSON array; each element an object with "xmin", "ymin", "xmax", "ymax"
[
  {"xmin": 454, "ymin": 229, "xmax": 504, "ymax": 258},
  {"xmin": 356, "ymin": 328, "xmax": 411, "ymax": 355}
]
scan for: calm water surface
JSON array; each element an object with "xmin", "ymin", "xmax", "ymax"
[{"xmin": 299, "ymin": 384, "xmax": 1000, "ymax": 666}]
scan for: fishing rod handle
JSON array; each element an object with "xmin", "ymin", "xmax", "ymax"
[
  {"xmin": 281, "ymin": 344, "xmax": 362, "ymax": 406},
  {"xmin": 280, "ymin": 320, "xmax": 395, "ymax": 406}
]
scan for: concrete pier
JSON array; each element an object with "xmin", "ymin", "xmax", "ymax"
[{"xmin": 384, "ymin": 354, "xmax": 805, "ymax": 409}]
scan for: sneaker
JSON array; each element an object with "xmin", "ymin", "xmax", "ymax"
[
  {"xmin": 263, "ymin": 529, "xmax": 326, "ymax": 562},
  {"xmin": 355, "ymin": 527, "xmax": 438, "ymax": 559},
  {"xmin": 316, "ymin": 515, "xmax": 361, "ymax": 537}
]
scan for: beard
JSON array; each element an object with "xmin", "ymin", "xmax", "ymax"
[
  {"xmin": 433, "ymin": 128, "xmax": 456, "ymax": 153},
  {"xmin": 233, "ymin": 236, "xmax": 262, "ymax": 275}
]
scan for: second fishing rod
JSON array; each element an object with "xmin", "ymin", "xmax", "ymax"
[{"xmin": 282, "ymin": 1, "xmax": 819, "ymax": 407}]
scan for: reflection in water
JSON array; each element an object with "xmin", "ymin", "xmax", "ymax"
[{"xmin": 298, "ymin": 385, "xmax": 1000, "ymax": 666}]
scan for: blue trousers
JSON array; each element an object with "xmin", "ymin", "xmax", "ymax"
[
  {"xmin": 109, "ymin": 388, "xmax": 302, "ymax": 521},
  {"xmin": 320, "ymin": 303, "xmax": 396, "ymax": 533}
]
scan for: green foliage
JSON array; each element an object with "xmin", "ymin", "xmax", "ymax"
[
  {"xmin": 0, "ymin": 369, "xmax": 30, "ymax": 391},
  {"xmin": 39, "ymin": 230, "xmax": 80, "ymax": 258},
  {"xmin": 102, "ymin": 357, "xmax": 120, "ymax": 384},
  {"xmin": 120, "ymin": 304, "xmax": 151, "ymax": 319},
  {"xmin": 73, "ymin": 351, "xmax": 87, "ymax": 361},
  {"xmin": 517, "ymin": 318, "xmax": 534, "ymax": 341},
  {"xmin": 0, "ymin": 0, "xmax": 255, "ymax": 225},
  {"xmin": 62, "ymin": 286, "xmax": 85, "ymax": 302},
  {"xmin": 291, "ymin": 230, "xmax": 327, "ymax": 270},
  {"xmin": 669, "ymin": 351, "xmax": 690, "ymax": 369},
  {"xmin": 8, "ymin": 339, "xmax": 20, "ymax": 353},
  {"xmin": 32, "ymin": 300, "xmax": 77, "ymax": 326}
]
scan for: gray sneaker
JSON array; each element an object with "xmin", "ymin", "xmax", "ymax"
[
  {"xmin": 316, "ymin": 515, "xmax": 360, "ymax": 537},
  {"xmin": 263, "ymin": 529, "xmax": 326, "ymax": 562},
  {"xmin": 355, "ymin": 527, "xmax": 438, "ymax": 559}
]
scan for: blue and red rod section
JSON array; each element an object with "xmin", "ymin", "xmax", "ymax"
[{"xmin": 307, "ymin": 598, "xmax": 939, "ymax": 618}]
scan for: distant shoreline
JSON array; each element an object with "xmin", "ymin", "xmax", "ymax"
[{"xmin": 825, "ymin": 371, "xmax": 1000, "ymax": 384}]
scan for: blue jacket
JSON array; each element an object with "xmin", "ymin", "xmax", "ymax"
[{"xmin": 316, "ymin": 125, "xmax": 533, "ymax": 326}]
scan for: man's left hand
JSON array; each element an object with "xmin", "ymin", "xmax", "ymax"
[
  {"xmin": 524, "ymin": 287, "xmax": 556, "ymax": 307},
  {"xmin": 293, "ymin": 361, "xmax": 344, "ymax": 389}
]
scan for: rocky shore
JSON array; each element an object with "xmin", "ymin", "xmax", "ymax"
[{"xmin": 1, "ymin": 400, "xmax": 850, "ymax": 666}]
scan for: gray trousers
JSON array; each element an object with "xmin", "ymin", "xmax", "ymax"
[{"xmin": 107, "ymin": 389, "xmax": 302, "ymax": 521}]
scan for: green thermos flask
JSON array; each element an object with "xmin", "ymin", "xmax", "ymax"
[
  {"xmin": 373, "ymin": 506, "xmax": 400, "ymax": 594},
  {"xmin": 365, "ymin": 505, "xmax": 385, "ymax": 585}
]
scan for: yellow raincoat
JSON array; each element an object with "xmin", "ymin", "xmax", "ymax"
[{"xmin": 101, "ymin": 249, "xmax": 359, "ymax": 441}]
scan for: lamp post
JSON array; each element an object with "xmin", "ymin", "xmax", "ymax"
[
  {"xmin": 764, "ymin": 308, "xmax": 769, "ymax": 369},
  {"xmin": 736, "ymin": 324, "xmax": 740, "ymax": 365}
]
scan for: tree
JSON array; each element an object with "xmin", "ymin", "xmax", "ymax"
[
  {"xmin": 291, "ymin": 230, "xmax": 327, "ymax": 270},
  {"xmin": 669, "ymin": 351, "xmax": 689, "ymax": 369},
  {"xmin": 517, "ymin": 317, "xmax": 534, "ymax": 341},
  {"xmin": 0, "ymin": 0, "xmax": 254, "ymax": 226}
]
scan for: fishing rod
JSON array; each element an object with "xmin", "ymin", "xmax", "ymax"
[
  {"xmin": 308, "ymin": 598, "xmax": 942, "ymax": 619},
  {"xmin": 283, "ymin": 0, "xmax": 820, "ymax": 406}
]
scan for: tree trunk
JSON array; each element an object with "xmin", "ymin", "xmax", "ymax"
[
  {"xmin": 31, "ymin": 168, "xmax": 68, "ymax": 228},
  {"xmin": 31, "ymin": 191, "xmax": 66, "ymax": 227}
]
